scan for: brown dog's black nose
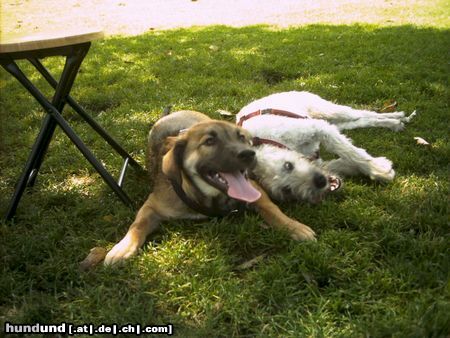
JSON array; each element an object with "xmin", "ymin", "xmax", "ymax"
[
  {"xmin": 237, "ymin": 149, "xmax": 256, "ymax": 162},
  {"xmin": 313, "ymin": 173, "xmax": 327, "ymax": 189}
]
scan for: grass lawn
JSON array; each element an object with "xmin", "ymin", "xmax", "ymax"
[{"xmin": 1, "ymin": 20, "xmax": 449, "ymax": 338}]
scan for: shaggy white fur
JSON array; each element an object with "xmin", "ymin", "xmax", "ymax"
[{"xmin": 237, "ymin": 91, "xmax": 416, "ymax": 201}]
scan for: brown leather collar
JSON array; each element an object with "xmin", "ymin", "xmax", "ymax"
[
  {"xmin": 237, "ymin": 108, "xmax": 308, "ymax": 127},
  {"xmin": 252, "ymin": 136, "xmax": 320, "ymax": 162},
  {"xmin": 240, "ymin": 108, "xmax": 318, "ymax": 159},
  {"xmin": 252, "ymin": 136, "xmax": 290, "ymax": 150},
  {"xmin": 170, "ymin": 178, "xmax": 233, "ymax": 217},
  {"xmin": 240, "ymin": 109, "xmax": 302, "ymax": 150}
]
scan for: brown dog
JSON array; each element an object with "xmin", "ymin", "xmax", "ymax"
[{"xmin": 104, "ymin": 111, "xmax": 315, "ymax": 265}]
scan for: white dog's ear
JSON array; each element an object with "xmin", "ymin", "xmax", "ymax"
[{"xmin": 162, "ymin": 137, "xmax": 187, "ymax": 184}]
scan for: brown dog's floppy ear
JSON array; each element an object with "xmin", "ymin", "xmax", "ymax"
[{"xmin": 162, "ymin": 137, "xmax": 187, "ymax": 184}]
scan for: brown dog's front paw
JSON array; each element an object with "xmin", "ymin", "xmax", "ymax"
[
  {"xmin": 104, "ymin": 234, "xmax": 140, "ymax": 266},
  {"xmin": 287, "ymin": 222, "xmax": 316, "ymax": 241},
  {"xmin": 80, "ymin": 247, "xmax": 107, "ymax": 270}
]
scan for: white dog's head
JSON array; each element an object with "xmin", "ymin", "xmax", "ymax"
[{"xmin": 252, "ymin": 145, "xmax": 341, "ymax": 203}]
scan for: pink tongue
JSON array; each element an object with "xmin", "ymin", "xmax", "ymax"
[{"xmin": 220, "ymin": 171, "xmax": 261, "ymax": 203}]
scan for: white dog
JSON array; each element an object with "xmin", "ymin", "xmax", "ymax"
[{"xmin": 237, "ymin": 91, "xmax": 416, "ymax": 202}]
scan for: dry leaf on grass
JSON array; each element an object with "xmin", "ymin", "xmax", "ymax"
[
  {"xmin": 217, "ymin": 109, "xmax": 233, "ymax": 117},
  {"xmin": 235, "ymin": 253, "xmax": 268, "ymax": 271},
  {"xmin": 102, "ymin": 214, "xmax": 114, "ymax": 222},
  {"xmin": 380, "ymin": 100, "xmax": 398, "ymax": 112},
  {"xmin": 414, "ymin": 137, "xmax": 431, "ymax": 146}
]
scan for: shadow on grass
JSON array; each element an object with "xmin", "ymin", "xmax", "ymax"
[{"xmin": 0, "ymin": 24, "xmax": 449, "ymax": 336}]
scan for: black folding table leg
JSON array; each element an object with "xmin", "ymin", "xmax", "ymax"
[
  {"xmin": 27, "ymin": 58, "xmax": 144, "ymax": 172},
  {"xmin": 1, "ymin": 47, "xmax": 89, "ymax": 220},
  {"xmin": 29, "ymin": 47, "xmax": 134, "ymax": 207},
  {"xmin": 2, "ymin": 42, "xmax": 133, "ymax": 221},
  {"xmin": 24, "ymin": 117, "xmax": 57, "ymax": 188},
  {"xmin": 44, "ymin": 106, "xmax": 133, "ymax": 206},
  {"xmin": 0, "ymin": 59, "xmax": 58, "ymax": 189},
  {"xmin": 3, "ymin": 114, "xmax": 55, "ymax": 221},
  {"xmin": 26, "ymin": 44, "xmax": 90, "ymax": 187}
]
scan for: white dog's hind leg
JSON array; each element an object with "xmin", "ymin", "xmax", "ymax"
[
  {"xmin": 335, "ymin": 118, "xmax": 405, "ymax": 131},
  {"xmin": 305, "ymin": 95, "xmax": 409, "ymax": 123},
  {"xmin": 335, "ymin": 110, "xmax": 417, "ymax": 131}
]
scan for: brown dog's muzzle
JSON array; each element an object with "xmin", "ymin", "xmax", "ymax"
[
  {"xmin": 237, "ymin": 149, "xmax": 256, "ymax": 165},
  {"xmin": 196, "ymin": 142, "xmax": 259, "ymax": 203}
]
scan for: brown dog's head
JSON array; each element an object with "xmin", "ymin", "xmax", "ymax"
[{"xmin": 162, "ymin": 120, "xmax": 261, "ymax": 203}]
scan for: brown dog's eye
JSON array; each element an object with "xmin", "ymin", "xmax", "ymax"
[
  {"xmin": 238, "ymin": 134, "xmax": 246, "ymax": 143},
  {"xmin": 204, "ymin": 137, "xmax": 216, "ymax": 146}
]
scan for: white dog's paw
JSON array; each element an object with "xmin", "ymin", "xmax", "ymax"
[
  {"xmin": 104, "ymin": 234, "xmax": 139, "ymax": 266},
  {"xmin": 287, "ymin": 221, "xmax": 317, "ymax": 241},
  {"xmin": 402, "ymin": 110, "xmax": 417, "ymax": 123},
  {"xmin": 368, "ymin": 157, "xmax": 395, "ymax": 182}
]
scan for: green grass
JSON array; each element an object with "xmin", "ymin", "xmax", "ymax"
[{"xmin": 1, "ymin": 23, "xmax": 449, "ymax": 337}]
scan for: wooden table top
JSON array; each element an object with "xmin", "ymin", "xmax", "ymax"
[{"xmin": 0, "ymin": 29, "xmax": 104, "ymax": 54}]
